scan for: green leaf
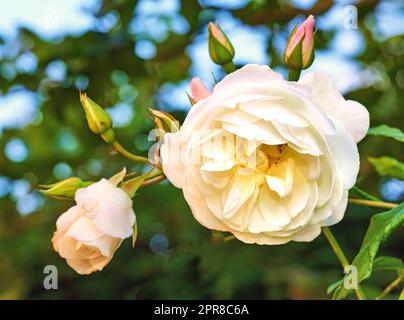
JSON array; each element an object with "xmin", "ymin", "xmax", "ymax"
[
  {"xmin": 349, "ymin": 186, "xmax": 380, "ymax": 201},
  {"xmin": 109, "ymin": 167, "xmax": 127, "ymax": 186},
  {"xmin": 368, "ymin": 156, "xmax": 404, "ymax": 180},
  {"xmin": 373, "ymin": 256, "xmax": 404, "ymax": 272},
  {"xmin": 327, "ymin": 279, "xmax": 342, "ymax": 295},
  {"xmin": 367, "ymin": 125, "xmax": 404, "ymax": 143},
  {"xmin": 333, "ymin": 203, "xmax": 404, "ymax": 300}
]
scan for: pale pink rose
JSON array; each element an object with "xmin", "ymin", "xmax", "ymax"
[{"xmin": 52, "ymin": 179, "xmax": 135, "ymax": 274}]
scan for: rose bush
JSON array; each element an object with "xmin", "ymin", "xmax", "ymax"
[
  {"xmin": 52, "ymin": 179, "xmax": 135, "ymax": 274},
  {"xmin": 161, "ymin": 64, "xmax": 369, "ymax": 245}
]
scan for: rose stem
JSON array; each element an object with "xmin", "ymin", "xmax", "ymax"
[
  {"xmin": 348, "ymin": 198, "xmax": 397, "ymax": 209},
  {"xmin": 145, "ymin": 168, "xmax": 164, "ymax": 179},
  {"xmin": 288, "ymin": 69, "xmax": 301, "ymax": 81},
  {"xmin": 376, "ymin": 274, "xmax": 403, "ymax": 300},
  {"xmin": 222, "ymin": 61, "xmax": 236, "ymax": 74},
  {"xmin": 141, "ymin": 175, "xmax": 166, "ymax": 186},
  {"xmin": 322, "ymin": 226, "xmax": 367, "ymax": 300},
  {"xmin": 111, "ymin": 140, "xmax": 150, "ymax": 164}
]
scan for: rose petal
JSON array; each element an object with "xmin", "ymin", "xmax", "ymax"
[
  {"xmin": 160, "ymin": 132, "xmax": 185, "ymax": 189},
  {"xmin": 56, "ymin": 206, "xmax": 82, "ymax": 233},
  {"xmin": 85, "ymin": 234, "xmax": 121, "ymax": 257},
  {"xmin": 190, "ymin": 77, "xmax": 211, "ymax": 103},
  {"xmin": 77, "ymin": 179, "xmax": 135, "ymax": 239},
  {"xmin": 299, "ymin": 72, "xmax": 369, "ymax": 142},
  {"xmin": 66, "ymin": 216, "xmax": 104, "ymax": 242},
  {"xmin": 66, "ymin": 258, "xmax": 94, "ymax": 275},
  {"xmin": 326, "ymin": 119, "xmax": 360, "ymax": 189}
]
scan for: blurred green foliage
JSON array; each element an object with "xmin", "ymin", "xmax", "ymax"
[{"xmin": 0, "ymin": 0, "xmax": 403, "ymax": 299}]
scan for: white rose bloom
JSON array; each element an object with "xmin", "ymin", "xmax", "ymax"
[
  {"xmin": 52, "ymin": 179, "xmax": 135, "ymax": 274},
  {"xmin": 161, "ymin": 64, "xmax": 369, "ymax": 245}
]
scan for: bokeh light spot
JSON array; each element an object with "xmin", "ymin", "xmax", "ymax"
[
  {"xmin": 53, "ymin": 162, "xmax": 73, "ymax": 180},
  {"xmin": 135, "ymin": 40, "xmax": 156, "ymax": 60},
  {"xmin": 5, "ymin": 138, "xmax": 28, "ymax": 162},
  {"xmin": 149, "ymin": 233, "xmax": 169, "ymax": 256}
]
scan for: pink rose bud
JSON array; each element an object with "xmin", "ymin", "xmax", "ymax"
[
  {"xmin": 190, "ymin": 77, "xmax": 211, "ymax": 104},
  {"xmin": 284, "ymin": 15, "xmax": 315, "ymax": 70},
  {"xmin": 208, "ymin": 22, "xmax": 235, "ymax": 67}
]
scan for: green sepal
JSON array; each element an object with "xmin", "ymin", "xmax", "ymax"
[{"xmin": 109, "ymin": 167, "xmax": 127, "ymax": 186}]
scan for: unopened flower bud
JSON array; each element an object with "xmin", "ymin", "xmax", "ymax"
[
  {"xmin": 39, "ymin": 177, "xmax": 92, "ymax": 198},
  {"xmin": 284, "ymin": 15, "xmax": 315, "ymax": 70},
  {"xmin": 208, "ymin": 22, "xmax": 235, "ymax": 66},
  {"xmin": 80, "ymin": 92, "xmax": 115, "ymax": 142}
]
